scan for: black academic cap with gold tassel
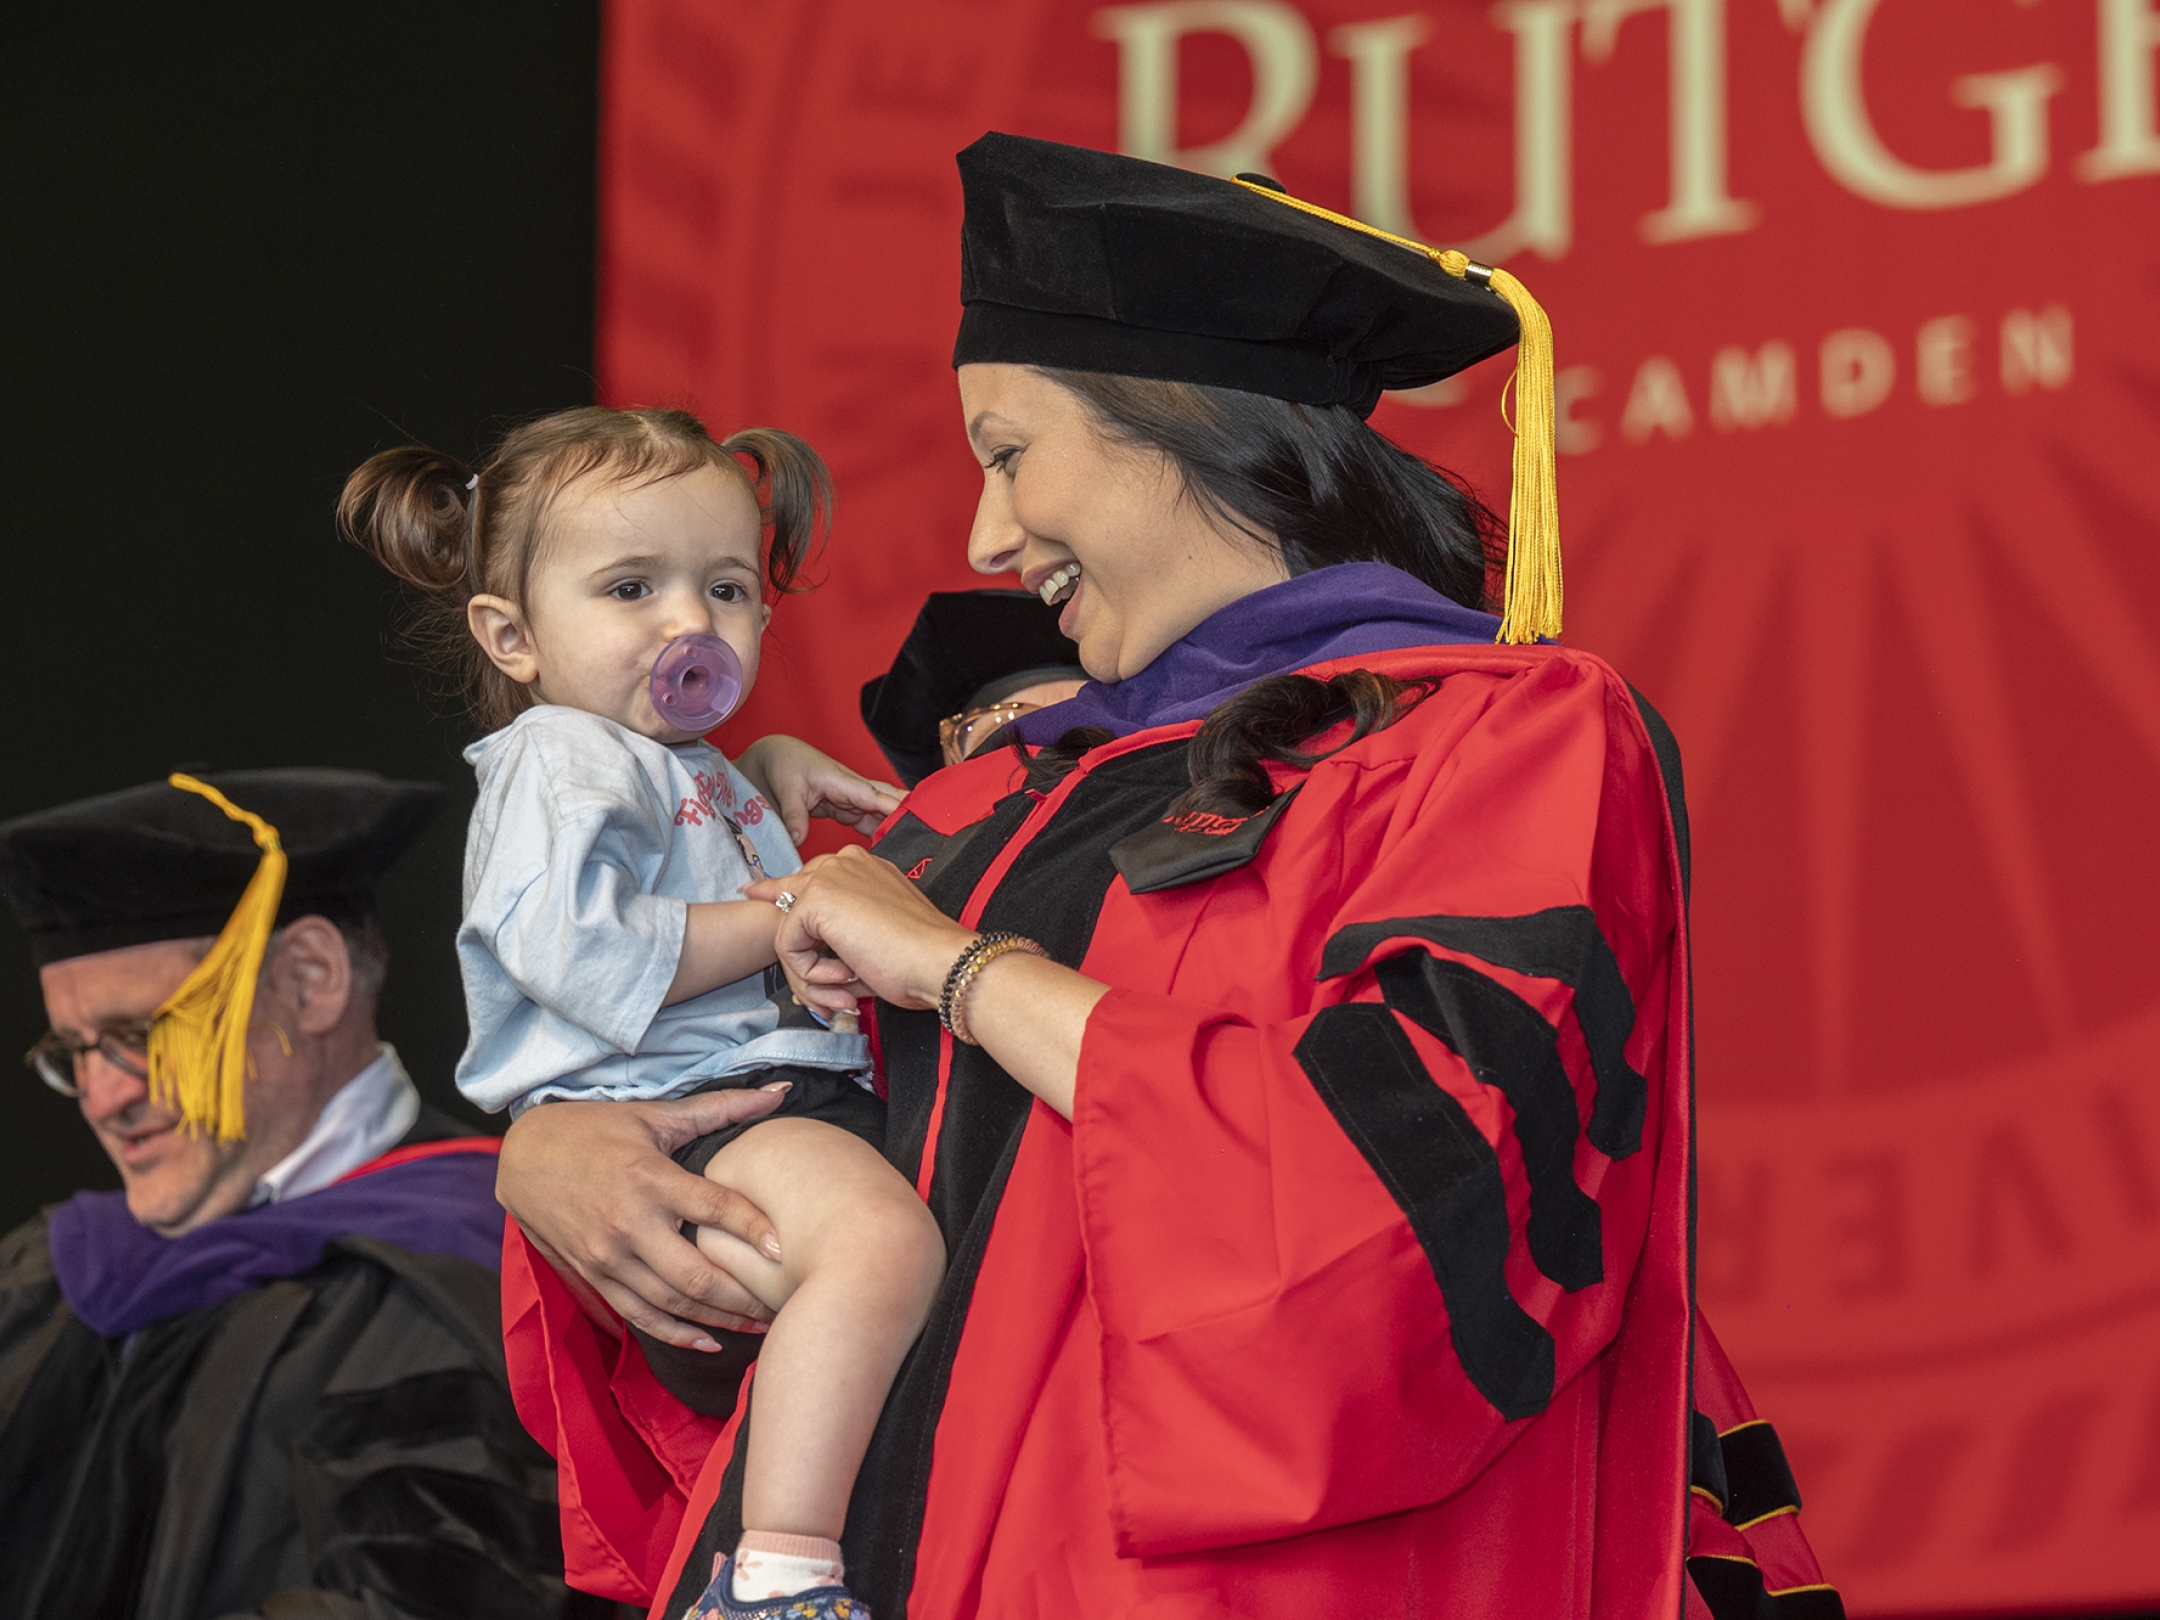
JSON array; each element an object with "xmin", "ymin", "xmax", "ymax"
[
  {"xmin": 144, "ymin": 775, "xmax": 286, "ymax": 1140},
  {"xmin": 1225, "ymin": 186, "xmax": 1561, "ymax": 645},
  {"xmin": 952, "ymin": 130, "xmax": 1561, "ymax": 644},
  {"xmin": 0, "ymin": 767, "xmax": 447, "ymax": 1136}
]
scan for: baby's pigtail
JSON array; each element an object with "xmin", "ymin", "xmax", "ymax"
[
  {"xmin": 723, "ymin": 427, "xmax": 834, "ymax": 595},
  {"xmin": 337, "ymin": 445, "xmax": 477, "ymax": 593},
  {"xmin": 338, "ymin": 443, "xmax": 520, "ymax": 730}
]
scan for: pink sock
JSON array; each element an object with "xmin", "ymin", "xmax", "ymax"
[{"xmin": 731, "ymin": 1531, "xmax": 845, "ymax": 1600}]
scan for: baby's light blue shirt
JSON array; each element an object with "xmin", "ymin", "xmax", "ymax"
[{"xmin": 454, "ymin": 705, "xmax": 869, "ymax": 1117}]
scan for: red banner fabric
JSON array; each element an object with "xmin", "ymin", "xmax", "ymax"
[{"xmin": 597, "ymin": 1, "xmax": 2160, "ymax": 1610}]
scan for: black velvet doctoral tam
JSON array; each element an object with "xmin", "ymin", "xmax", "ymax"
[
  {"xmin": 952, "ymin": 131, "xmax": 1521, "ymax": 417},
  {"xmin": 0, "ymin": 768, "xmax": 444, "ymax": 965},
  {"xmin": 861, "ymin": 589, "xmax": 1083, "ymax": 786}
]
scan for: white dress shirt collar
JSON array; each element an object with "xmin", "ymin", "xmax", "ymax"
[{"xmin": 248, "ymin": 1044, "xmax": 422, "ymax": 1207}]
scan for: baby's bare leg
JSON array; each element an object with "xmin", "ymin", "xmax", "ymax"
[{"xmin": 696, "ymin": 1116, "xmax": 945, "ymax": 1540}]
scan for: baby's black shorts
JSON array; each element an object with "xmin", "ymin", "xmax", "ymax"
[
  {"xmin": 667, "ymin": 1062, "xmax": 884, "ymax": 1175},
  {"xmin": 631, "ymin": 1063, "xmax": 886, "ymax": 1417}
]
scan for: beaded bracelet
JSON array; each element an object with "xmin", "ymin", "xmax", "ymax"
[{"xmin": 938, "ymin": 931, "xmax": 1048, "ymax": 1046}]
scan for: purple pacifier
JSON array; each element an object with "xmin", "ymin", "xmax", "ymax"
[{"xmin": 649, "ymin": 633, "xmax": 745, "ymax": 732}]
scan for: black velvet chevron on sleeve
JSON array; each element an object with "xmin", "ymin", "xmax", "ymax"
[
  {"xmin": 1293, "ymin": 1002, "xmax": 1555, "ymax": 1421},
  {"xmin": 1372, "ymin": 951, "xmax": 1603, "ymax": 1292},
  {"xmin": 1687, "ymin": 1554, "xmax": 1846, "ymax": 1620},
  {"xmin": 1691, "ymin": 1408, "xmax": 1730, "ymax": 1513},
  {"xmin": 1682, "ymin": 1416, "xmax": 1835, "ymax": 1620},
  {"xmin": 1718, "ymin": 1420, "xmax": 1804, "ymax": 1528},
  {"xmin": 1320, "ymin": 908, "xmax": 1648, "ymax": 1159}
]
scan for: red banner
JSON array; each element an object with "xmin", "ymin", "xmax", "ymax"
[{"xmin": 598, "ymin": 1, "xmax": 2160, "ymax": 1608}]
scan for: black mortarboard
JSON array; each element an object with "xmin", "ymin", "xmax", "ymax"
[
  {"xmin": 0, "ymin": 768, "xmax": 444, "ymax": 968},
  {"xmin": 861, "ymin": 590, "xmax": 1085, "ymax": 786},
  {"xmin": 951, "ymin": 132, "xmax": 1563, "ymax": 644},
  {"xmin": 953, "ymin": 131, "xmax": 1519, "ymax": 418}
]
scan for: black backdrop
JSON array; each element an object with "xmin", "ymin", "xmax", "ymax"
[{"xmin": 0, "ymin": 5, "xmax": 601, "ymax": 1231}]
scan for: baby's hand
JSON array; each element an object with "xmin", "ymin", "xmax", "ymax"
[{"xmin": 734, "ymin": 734, "xmax": 903, "ymax": 845}]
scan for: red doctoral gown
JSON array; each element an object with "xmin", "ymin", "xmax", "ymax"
[{"xmin": 501, "ymin": 642, "xmax": 1838, "ymax": 1619}]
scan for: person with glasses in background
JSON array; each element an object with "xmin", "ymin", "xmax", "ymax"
[
  {"xmin": 858, "ymin": 588, "xmax": 1086, "ymax": 786},
  {"xmin": 0, "ymin": 769, "xmax": 626, "ymax": 1620}
]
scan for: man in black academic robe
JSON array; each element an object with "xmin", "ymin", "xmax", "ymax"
[{"xmin": 0, "ymin": 769, "xmax": 614, "ymax": 1619}]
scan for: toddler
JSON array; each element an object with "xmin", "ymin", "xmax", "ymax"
[{"xmin": 341, "ymin": 406, "xmax": 943, "ymax": 1619}]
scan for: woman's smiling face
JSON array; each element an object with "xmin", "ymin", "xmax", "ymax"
[{"xmin": 959, "ymin": 364, "xmax": 1289, "ymax": 682}]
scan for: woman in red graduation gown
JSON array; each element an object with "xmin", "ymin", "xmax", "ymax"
[{"xmin": 495, "ymin": 132, "xmax": 1839, "ymax": 1620}]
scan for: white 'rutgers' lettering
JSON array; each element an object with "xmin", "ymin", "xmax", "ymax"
[
  {"xmin": 1332, "ymin": 1, "xmax": 1756, "ymax": 254},
  {"xmin": 1095, "ymin": 1, "xmax": 2151, "ymax": 260},
  {"xmin": 1582, "ymin": 0, "xmax": 1759, "ymax": 242},
  {"xmin": 1330, "ymin": 3, "xmax": 1576, "ymax": 260},
  {"xmin": 2081, "ymin": 0, "xmax": 2160, "ymax": 179},
  {"xmin": 1800, "ymin": 0, "xmax": 2065, "ymax": 209},
  {"xmin": 1092, "ymin": 1, "xmax": 1317, "ymax": 178}
]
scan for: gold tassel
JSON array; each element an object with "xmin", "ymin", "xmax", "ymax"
[
  {"xmin": 1432, "ymin": 251, "xmax": 1561, "ymax": 644},
  {"xmin": 1232, "ymin": 178, "xmax": 1563, "ymax": 643},
  {"xmin": 147, "ymin": 774, "xmax": 286, "ymax": 1140}
]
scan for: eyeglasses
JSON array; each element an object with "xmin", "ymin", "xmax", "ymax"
[
  {"xmin": 938, "ymin": 700, "xmax": 1040, "ymax": 767},
  {"xmin": 25, "ymin": 1022, "xmax": 154, "ymax": 1098}
]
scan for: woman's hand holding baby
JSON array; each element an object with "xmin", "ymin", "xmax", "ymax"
[
  {"xmin": 734, "ymin": 735, "xmax": 902, "ymax": 843},
  {"xmin": 497, "ymin": 1087, "xmax": 792, "ymax": 1346}
]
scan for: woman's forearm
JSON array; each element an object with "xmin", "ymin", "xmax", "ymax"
[{"xmin": 948, "ymin": 949, "xmax": 1109, "ymax": 1120}]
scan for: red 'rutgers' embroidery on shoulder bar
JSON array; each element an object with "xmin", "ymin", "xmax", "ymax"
[
  {"xmin": 1165, "ymin": 809, "xmax": 1252, "ymax": 837},
  {"xmin": 1109, "ymin": 786, "xmax": 1303, "ymax": 894},
  {"xmin": 906, "ymin": 857, "xmax": 933, "ymax": 880}
]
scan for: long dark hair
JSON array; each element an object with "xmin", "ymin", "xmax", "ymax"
[
  {"xmin": 1022, "ymin": 671, "xmax": 1431, "ymax": 820},
  {"xmin": 1044, "ymin": 369, "xmax": 1500, "ymax": 609},
  {"xmin": 1019, "ymin": 370, "xmax": 1479, "ymax": 811}
]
